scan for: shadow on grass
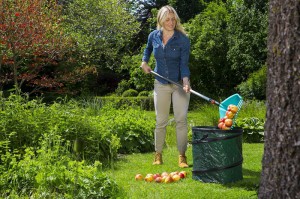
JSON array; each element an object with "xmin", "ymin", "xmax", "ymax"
[{"xmin": 223, "ymin": 168, "xmax": 261, "ymax": 192}]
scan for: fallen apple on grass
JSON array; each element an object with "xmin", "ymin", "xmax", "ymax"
[
  {"xmin": 135, "ymin": 174, "xmax": 143, "ymax": 181},
  {"xmin": 144, "ymin": 174, "xmax": 154, "ymax": 182}
]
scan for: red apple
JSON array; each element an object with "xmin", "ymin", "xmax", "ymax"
[
  {"xmin": 155, "ymin": 176, "xmax": 162, "ymax": 183},
  {"xmin": 179, "ymin": 171, "xmax": 187, "ymax": 178},
  {"xmin": 164, "ymin": 176, "xmax": 173, "ymax": 183},
  {"xmin": 225, "ymin": 118, "xmax": 233, "ymax": 127},
  {"xmin": 135, "ymin": 174, "xmax": 143, "ymax": 181},
  {"xmin": 218, "ymin": 122, "xmax": 224, "ymax": 129},
  {"xmin": 153, "ymin": 173, "xmax": 161, "ymax": 180},
  {"xmin": 222, "ymin": 124, "xmax": 230, "ymax": 130},
  {"xmin": 218, "ymin": 117, "xmax": 225, "ymax": 123},
  {"xmin": 179, "ymin": 172, "xmax": 185, "ymax": 179}
]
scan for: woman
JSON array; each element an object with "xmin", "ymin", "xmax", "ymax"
[{"xmin": 141, "ymin": 5, "xmax": 191, "ymax": 168}]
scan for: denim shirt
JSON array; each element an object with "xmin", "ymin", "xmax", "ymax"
[{"xmin": 142, "ymin": 30, "xmax": 190, "ymax": 84}]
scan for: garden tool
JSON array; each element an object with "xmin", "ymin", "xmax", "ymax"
[{"xmin": 148, "ymin": 70, "xmax": 243, "ymax": 127}]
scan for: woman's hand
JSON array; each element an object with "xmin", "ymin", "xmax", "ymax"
[
  {"xmin": 141, "ymin": 62, "xmax": 152, "ymax": 74},
  {"xmin": 182, "ymin": 77, "xmax": 191, "ymax": 93}
]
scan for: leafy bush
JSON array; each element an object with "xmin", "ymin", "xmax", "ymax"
[
  {"xmin": 0, "ymin": 94, "xmax": 155, "ymax": 164},
  {"xmin": 0, "ymin": 134, "xmax": 122, "ymax": 198},
  {"xmin": 237, "ymin": 65, "xmax": 267, "ymax": 100},
  {"xmin": 98, "ymin": 96, "xmax": 154, "ymax": 111},
  {"xmin": 138, "ymin": 91, "xmax": 149, "ymax": 97},
  {"xmin": 122, "ymin": 89, "xmax": 139, "ymax": 97},
  {"xmin": 236, "ymin": 117, "xmax": 265, "ymax": 143},
  {"xmin": 115, "ymin": 79, "xmax": 132, "ymax": 96}
]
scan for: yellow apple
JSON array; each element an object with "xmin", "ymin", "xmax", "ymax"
[{"xmin": 135, "ymin": 174, "xmax": 143, "ymax": 181}]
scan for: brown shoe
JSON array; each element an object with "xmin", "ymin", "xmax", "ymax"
[
  {"xmin": 179, "ymin": 155, "xmax": 189, "ymax": 168},
  {"xmin": 153, "ymin": 152, "xmax": 163, "ymax": 165}
]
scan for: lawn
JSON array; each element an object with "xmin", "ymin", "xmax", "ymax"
[
  {"xmin": 108, "ymin": 143, "xmax": 263, "ymax": 199},
  {"xmin": 107, "ymin": 106, "xmax": 265, "ymax": 199}
]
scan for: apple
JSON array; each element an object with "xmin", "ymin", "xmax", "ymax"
[
  {"xmin": 153, "ymin": 173, "xmax": 161, "ymax": 180},
  {"xmin": 179, "ymin": 172, "xmax": 185, "ymax": 179},
  {"xmin": 144, "ymin": 174, "xmax": 154, "ymax": 182},
  {"xmin": 228, "ymin": 104, "xmax": 238, "ymax": 113},
  {"xmin": 164, "ymin": 176, "xmax": 173, "ymax": 183},
  {"xmin": 170, "ymin": 171, "xmax": 179, "ymax": 177},
  {"xmin": 155, "ymin": 176, "xmax": 162, "ymax": 183},
  {"xmin": 225, "ymin": 118, "xmax": 233, "ymax": 127},
  {"xmin": 161, "ymin": 172, "xmax": 169, "ymax": 177},
  {"xmin": 179, "ymin": 171, "xmax": 187, "ymax": 178},
  {"xmin": 161, "ymin": 175, "xmax": 168, "ymax": 183},
  {"xmin": 218, "ymin": 122, "xmax": 224, "ymax": 129},
  {"xmin": 135, "ymin": 174, "xmax": 143, "ymax": 181},
  {"xmin": 222, "ymin": 123, "xmax": 230, "ymax": 130},
  {"xmin": 172, "ymin": 174, "xmax": 181, "ymax": 182},
  {"xmin": 226, "ymin": 111, "xmax": 234, "ymax": 119}
]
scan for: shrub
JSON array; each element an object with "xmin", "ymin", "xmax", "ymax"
[
  {"xmin": 115, "ymin": 79, "xmax": 131, "ymax": 96},
  {"xmin": 0, "ymin": 135, "xmax": 122, "ymax": 198},
  {"xmin": 237, "ymin": 65, "xmax": 267, "ymax": 100},
  {"xmin": 138, "ymin": 91, "xmax": 149, "ymax": 97},
  {"xmin": 98, "ymin": 96, "xmax": 154, "ymax": 111},
  {"xmin": 236, "ymin": 117, "xmax": 265, "ymax": 143},
  {"xmin": 122, "ymin": 89, "xmax": 138, "ymax": 97}
]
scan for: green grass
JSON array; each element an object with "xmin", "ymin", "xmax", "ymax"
[
  {"xmin": 107, "ymin": 143, "xmax": 263, "ymax": 199},
  {"xmin": 106, "ymin": 101, "xmax": 265, "ymax": 199}
]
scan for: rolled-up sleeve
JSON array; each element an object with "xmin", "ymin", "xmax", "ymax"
[
  {"xmin": 142, "ymin": 32, "xmax": 154, "ymax": 63},
  {"xmin": 179, "ymin": 37, "xmax": 190, "ymax": 79}
]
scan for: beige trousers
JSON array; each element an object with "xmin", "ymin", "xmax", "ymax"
[{"xmin": 153, "ymin": 80, "xmax": 190, "ymax": 154}]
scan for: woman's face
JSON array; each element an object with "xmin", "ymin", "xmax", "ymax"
[{"xmin": 162, "ymin": 12, "xmax": 176, "ymax": 32}]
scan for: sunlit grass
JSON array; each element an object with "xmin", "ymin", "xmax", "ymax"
[
  {"xmin": 107, "ymin": 143, "xmax": 263, "ymax": 199},
  {"xmin": 106, "ymin": 101, "xmax": 265, "ymax": 198}
]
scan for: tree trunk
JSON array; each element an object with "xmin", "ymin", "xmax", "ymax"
[{"xmin": 258, "ymin": 0, "xmax": 300, "ymax": 198}]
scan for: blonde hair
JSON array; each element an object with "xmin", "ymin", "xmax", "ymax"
[{"xmin": 156, "ymin": 5, "xmax": 187, "ymax": 35}]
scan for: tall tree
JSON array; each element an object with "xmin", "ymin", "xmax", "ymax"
[
  {"xmin": 0, "ymin": 0, "xmax": 74, "ymax": 94},
  {"xmin": 63, "ymin": 0, "xmax": 140, "ymax": 71},
  {"xmin": 227, "ymin": 0, "xmax": 268, "ymax": 83},
  {"xmin": 258, "ymin": 0, "xmax": 300, "ymax": 198}
]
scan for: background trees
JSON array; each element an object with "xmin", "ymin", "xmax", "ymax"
[{"xmin": 0, "ymin": 0, "xmax": 269, "ymax": 100}]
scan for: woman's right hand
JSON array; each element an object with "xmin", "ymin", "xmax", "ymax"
[{"xmin": 141, "ymin": 62, "xmax": 152, "ymax": 74}]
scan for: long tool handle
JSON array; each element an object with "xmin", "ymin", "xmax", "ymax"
[{"xmin": 149, "ymin": 70, "xmax": 220, "ymax": 106}]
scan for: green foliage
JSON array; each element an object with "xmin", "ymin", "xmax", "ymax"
[
  {"xmin": 122, "ymin": 89, "xmax": 139, "ymax": 97},
  {"xmin": 0, "ymin": 94, "xmax": 155, "ymax": 164},
  {"xmin": 227, "ymin": 0, "xmax": 268, "ymax": 82},
  {"xmin": 138, "ymin": 91, "xmax": 150, "ymax": 97},
  {"xmin": 115, "ymin": 79, "xmax": 132, "ymax": 96},
  {"xmin": 236, "ymin": 117, "xmax": 265, "ymax": 143},
  {"xmin": 237, "ymin": 65, "xmax": 267, "ymax": 100},
  {"xmin": 63, "ymin": 0, "xmax": 140, "ymax": 70},
  {"xmin": 0, "ymin": 134, "xmax": 122, "ymax": 198},
  {"xmin": 98, "ymin": 96, "xmax": 154, "ymax": 111},
  {"xmin": 186, "ymin": 1, "xmax": 232, "ymax": 97},
  {"xmin": 119, "ymin": 47, "xmax": 155, "ymax": 92}
]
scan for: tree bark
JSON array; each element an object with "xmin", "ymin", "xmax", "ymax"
[{"xmin": 258, "ymin": 0, "xmax": 300, "ymax": 198}]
